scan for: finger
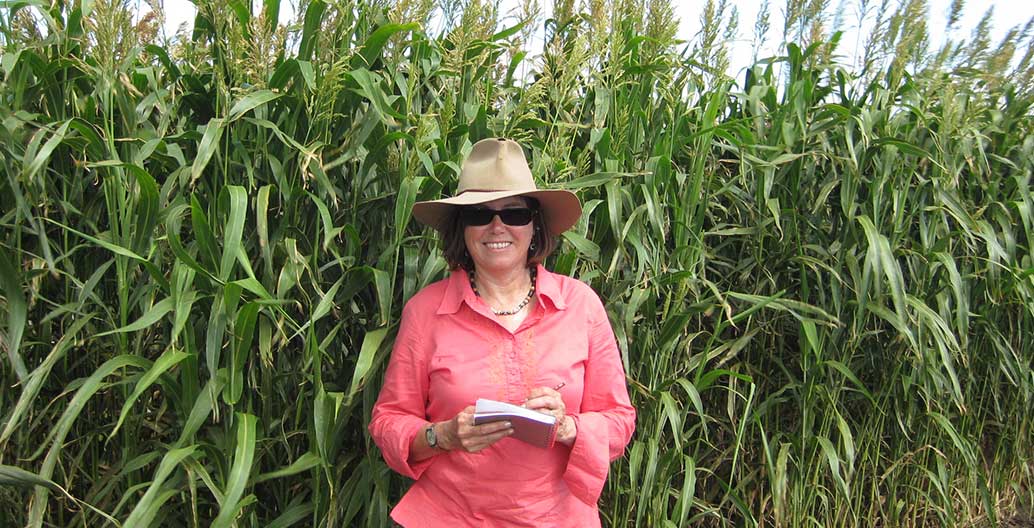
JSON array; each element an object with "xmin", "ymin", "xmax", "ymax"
[
  {"xmin": 454, "ymin": 407, "xmax": 476, "ymax": 429},
  {"xmin": 526, "ymin": 387, "xmax": 549, "ymax": 398},
  {"xmin": 459, "ymin": 420, "xmax": 481, "ymax": 437},
  {"xmin": 523, "ymin": 395, "xmax": 551, "ymax": 408},
  {"xmin": 473, "ymin": 420, "xmax": 511, "ymax": 436},
  {"xmin": 463, "ymin": 427, "xmax": 513, "ymax": 452},
  {"xmin": 455, "ymin": 415, "xmax": 477, "ymax": 436},
  {"xmin": 524, "ymin": 395, "xmax": 561, "ymax": 411},
  {"xmin": 474, "ymin": 429, "xmax": 514, "ymax": 450},
  {"xmin": 526, "ymin": 386, "xmax": 559, "ymax": 399}
]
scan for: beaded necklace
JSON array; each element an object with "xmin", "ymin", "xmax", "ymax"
[{"xmin": 468, "ymin": 267, "xmax": 537, "ymax": 316}]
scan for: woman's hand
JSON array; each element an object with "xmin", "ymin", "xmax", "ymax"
[
  {"xmin": 525, "ymin": 386, "xmax": 577, "ymax": 446},
  {"xmin": 438, "ymin": 406, "xmax": 513, "ymax": 453}
]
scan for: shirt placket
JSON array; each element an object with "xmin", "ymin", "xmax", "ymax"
[{"xmin": 503, "ymin": 333, "xmax": 523, "ymax": 403}]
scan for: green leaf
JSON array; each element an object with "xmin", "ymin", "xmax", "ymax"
[
  {"xmin": 857, "ymin": 216, "xmax": 907, "ymax": 320},
  {"xmin": 562, "ymin": 231, "xmax": 601, "ymax": 261},
  {"xmin": 822, "ymin": 360, "xmax": 874, "ymax": 403},
  {"xmin": 212, "ymin": 413, "xmax": 258, "ymax": 528},
  {"xmin": 934, "ymin": 251, "xmax": 968, "ymax": 347},
  {"xmin": 176, "ymin": 375, "xmax": 226, "ymax": 448},
  {"xmin": 491, "ymin": 19, "xmax": 526, "ymax": 41},
  {"xmin": 41, "ymin": 217, "xmax": 147, "ymax": 261},
  {"xmin": 226, "ymin": 0, "xmax": 250, "ymax": 27},
  {"xmin": 110, "ymin": 348, "xmax": 191, "ymax": 438},
  {"xmin": 21, "ymin": 120, "xmax": 70, "ymax": 181},
  {"xmin": 872, "ymin": 136, "xmax": 934, "ymax": 159},
  {"xmin": 144, "ymin": 44, "xmax": 180, "ymax": 78},
  {"xmin": 816, "ymin": 435, "xmax": 850, "ymax": 501},
  {"xmin": 266, "ymin": 502, "xmax": 315, "ymax": 528},
  {"xmin": 298, "ymin": 0, "xmax": 325, "ymax": 61},
  {"xmin": 191, "ymin": 118, "xmax": 224, "ymax": 185},
  {"xmin": 257, "ymin": 185, "xmax": 273, "ymax": 276},
  {"xmin": 227, "ymin": 302, "xmax": 260, "ymax": 405},
  {"xmin": 348, "ymin": 68, "xmax": 403, "ymax": 124},
  {"xmin": 356, "ymin": 23, "xmax": 419, "ymax": 68},
  {"xmin": 307, "ymin": 191, "xmax": 343, "ymax": 251},
  {"xmin": 372, "ymin": 267, "xmax": 392, "ymax": 326},
  {"xmin": 122, "ymin": 446, "xmax": 198, "ymax": 527},
  {"xmin": 130, "ymin": 165, "xmax": 161, "ymax": 256},
  {"xmin": 314, "ymin": 387, "xmax": 343, "ymax": 463},
  {"xmin": 0, "ymin": 464, "xmax": 63, "ymax": 490},
  {"xmin": 394, "ymin": 177, "xmax": 424, "ymax": 244},
  {"xmin": 262, "ymin": 0, "xmax": 280, "ymax": 31},
  {"xmin": 0, "ymin": 249, "xmax": 28, "ymax": 380},
  {"xmin": 347, "ymin": 327, "xmax": 388, "ymax": 404},
  {"xmin": 220, "ymin": 185, "xmax": 248, "ymax": 281},
  {"xmin": 253, "ymin": 452, "xmax": 321, "ymax": 484},
  {"xmin": 658, "ymin": 391, "xmax": 683, "ymax": 450},
  {"xmin": 674, "ymin": 378, "xmax": 707, "ymax": 437},
  {"xmin": 312, "ymin": 277, "xmax": 342, "ymax": 325},
  {"xmin": 191, "ymin": 194, "xmax": 220, "ymax": 272},
  {"xmin": 97, "ymin": 297, "xmax": 174, "ymax": 336},
  {"xmin": 228, "ymin": 90, "xmax": 282, "ymax": 122}
]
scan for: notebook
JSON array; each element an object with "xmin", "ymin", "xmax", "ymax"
[{"xmin": 473, "ymin": 398, "xmax": 558, "ymax": 449}]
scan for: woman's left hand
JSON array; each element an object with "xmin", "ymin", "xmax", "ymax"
[{"xmin": 525, "ymin": 386, "xmax": 577, "ymax": 446}]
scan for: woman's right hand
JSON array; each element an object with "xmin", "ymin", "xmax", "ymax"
[{"xmin": 438, "ymin": 406, "xmax": 513, "ymax": 453}]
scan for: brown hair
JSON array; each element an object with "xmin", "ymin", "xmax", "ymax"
[{"xmin": 440, "ymin": 197, "xmax": 559, "ymax": 271}]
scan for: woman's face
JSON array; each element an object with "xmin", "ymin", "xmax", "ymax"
[{"xmin": 463, "ymin": 196, "xmax": 535, "ymax": 276}]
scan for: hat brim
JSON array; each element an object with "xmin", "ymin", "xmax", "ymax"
[{"xmin": 412, "ymin": 189, "xmax": 582, "ymax": 236}]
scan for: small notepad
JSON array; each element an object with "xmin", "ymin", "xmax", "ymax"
[{"xmin": 473, "ymin": 398, "xmax": 558, "ymax": 449}]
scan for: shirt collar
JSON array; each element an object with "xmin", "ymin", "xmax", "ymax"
[
  {"xmin": 436, "ymin": 264, "xmax": 567, "ymax": 315},
  {"xmin": 437, "ymin": 268, "xmax": 473, "ymax": 315},
  {"xmin": 533, "ymin": 264, "xmax": 567, "ymax": 311}
]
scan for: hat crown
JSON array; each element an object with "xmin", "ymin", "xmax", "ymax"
[{"xmin": 456, "ymin": 138, "xmax": 536, "ymax": 194}]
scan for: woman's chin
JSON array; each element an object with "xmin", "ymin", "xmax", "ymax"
[{"xmin": 473, "ymin": 256, "xmax": 525, "ymax": 274}]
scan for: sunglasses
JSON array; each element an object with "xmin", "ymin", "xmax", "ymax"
[{"xmin": 459, "ymin": 207, "xmax": 536, "ymax": 226}]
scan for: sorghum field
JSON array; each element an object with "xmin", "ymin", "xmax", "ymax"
[{"xmin": 1, "ymin": 0, "xmax": 1033, "ymax": 526}]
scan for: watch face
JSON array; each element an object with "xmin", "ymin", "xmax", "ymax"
[{"xmin": 425, "ymin": 425, "xmax": 437, "ymax": 447}]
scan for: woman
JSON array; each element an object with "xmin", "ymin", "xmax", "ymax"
[{"xmin": 369, "ymin": 138, "xmax": 635, "ymax": 527}]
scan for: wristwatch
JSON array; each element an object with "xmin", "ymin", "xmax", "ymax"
[{"xmin": 425, "ymin": 423, "xmax": 439, "ymax": 449}]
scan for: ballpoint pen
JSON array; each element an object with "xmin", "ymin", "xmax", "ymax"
[{"xmin": 553, "ymin": 382, "xmax": 566, "ymax": 391}]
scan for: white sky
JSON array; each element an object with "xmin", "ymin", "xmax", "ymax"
[{"xmin": 147, "ymin": 0, "xmax": 1033, "ymax": 76}]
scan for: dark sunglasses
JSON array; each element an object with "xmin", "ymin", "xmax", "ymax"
[{"xmin": 459, "ymin": 207, "xmax": 536, "ymax": 226}]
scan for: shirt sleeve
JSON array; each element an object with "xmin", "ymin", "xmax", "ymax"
[
  {"xmin": 563, "ymin": 291, "xmax": 636, "ymax": 506},
  {"xmin": 368, "ymin": 301, "xmax": 436, "ymax": 480}
]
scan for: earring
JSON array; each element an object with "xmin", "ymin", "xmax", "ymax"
[{"xmin": 529, "ymin": 241, "xmax": 537, "ymax": 253}]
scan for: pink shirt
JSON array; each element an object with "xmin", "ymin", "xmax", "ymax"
[{"xmin": 369, "ymin": 264, "xmax": 636, "ymax": 527}]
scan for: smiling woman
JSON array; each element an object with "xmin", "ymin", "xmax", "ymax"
[{"xmin": 367, "ymin": 138, "xmax": 636, "ymax": 527}]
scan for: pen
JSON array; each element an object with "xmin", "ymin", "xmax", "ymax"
[{"xmin": 553, "ymin": 382, "xmax": 566, "ymax": 391}]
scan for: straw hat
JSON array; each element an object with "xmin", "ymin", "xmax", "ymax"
[{"xmin": 411, "ymin": 138, "xmax": 582, "ymax": 236}]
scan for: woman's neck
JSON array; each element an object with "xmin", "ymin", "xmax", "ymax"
[{"xmin": 472, "ymin": 265, "xmax": 533, "ymax": 302}]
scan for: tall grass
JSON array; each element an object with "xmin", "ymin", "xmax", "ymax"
[{"xmin": 1, "ymin": 0, "xmax": 1033, "ymax": 526}]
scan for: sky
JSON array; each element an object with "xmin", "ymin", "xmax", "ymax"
[{"xmin": 149, "ymin": 0, "xmax": 1034, "ymax": 76}]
